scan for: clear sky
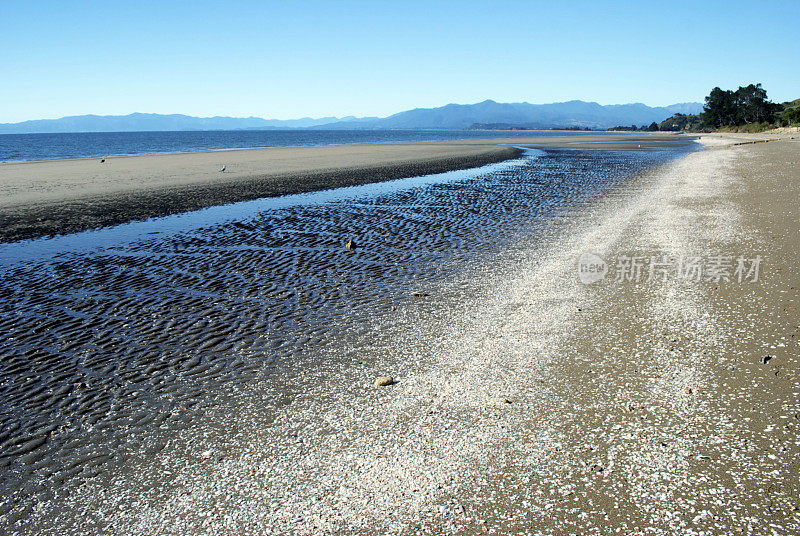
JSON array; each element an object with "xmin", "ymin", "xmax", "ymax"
[{"xmin": 1, "ymin": 0, "xmax": 798, "ymax": 123}]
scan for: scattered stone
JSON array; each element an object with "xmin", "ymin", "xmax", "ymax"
[
  {"xmin": 762, "ymin": 355, "xmax": 774, "ymax": 364},
  {"xmin": 411, "ymin": 291, "xmax": 429, "ymax": 298},
  {"xmin": 199, "ymin": 450, "xmax": 213, "ymax": 459},
  {"xmin": 345, "ymin": 239, "xmax": 357, "ymax": 251},
  {"xmin": 374, "ymin": 376, "xmax": 394, "ymax": 387},
  {"xmin": 502, "ymin": 398, "xmax": 513, "ymax": 404}
]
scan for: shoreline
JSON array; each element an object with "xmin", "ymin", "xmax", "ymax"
[
  {"xmin": 0, "ymin": 129, "xmax": 628, "ymax": 164},
  {"xmin": 0, "ymin": 134, "xmax": 683, "ymax": 243}
]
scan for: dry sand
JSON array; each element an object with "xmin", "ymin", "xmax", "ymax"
[
  {"xmin": 21, "ymin": 134, "xmax": 798, "ymax": 534},
  {"xmin": 0, "ymin": 134, "xmax": 679, "ymax": 242}
]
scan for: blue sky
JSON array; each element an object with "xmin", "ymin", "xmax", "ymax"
[{"xmin": 1, "ymin": 0, "xmax": 798, "ymax": 123}]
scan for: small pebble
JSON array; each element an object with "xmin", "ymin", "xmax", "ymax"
[{"xmin": 374, "ymin": 376, "xmax": 394, "ymax": 387}]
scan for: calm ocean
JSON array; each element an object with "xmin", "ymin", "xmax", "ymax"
[{"xmin": 0, "ymin": 129, "xmax": 620, "ymax": 162}]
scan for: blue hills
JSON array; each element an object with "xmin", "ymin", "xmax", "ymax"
[{"xmin": 0, "ymin": 100, "xmax": 703, "ymax": 134}]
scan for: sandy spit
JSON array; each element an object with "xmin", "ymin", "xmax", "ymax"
[
  {"xmin": 0, "ymin": 134, "xmax": 684, "ymax": 242},
  {"xmin": 0, "ymin": 143, "xmax": 519, "ymax": 242}
]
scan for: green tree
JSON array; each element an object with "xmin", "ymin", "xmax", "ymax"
[
  {"xmin": 702, "ymin": 83, "xmax": 779, "ymax": 128},
  {"xmin": 702, "ymin": 87, "xmax": 736, "ymax": 128},
  {"xmin": 733, "ymin": 84, "xmax": 779, "ymax": 124}
]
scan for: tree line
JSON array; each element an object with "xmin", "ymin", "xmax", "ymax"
[{"xmin": 610, "ymin": 84, "xmax": 799, "ymax": 132}]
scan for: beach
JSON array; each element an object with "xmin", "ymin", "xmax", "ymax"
[
  {"xmin": 5, "ymin": 0, "xmax": 799, "ymax": 532},
  {"xmin": 0, "ymin": 134, "xmax": 677, "ymax": 242},
  {"xmin": 1, "ymin": 133, "xmax": 798, "ymax": 534}
]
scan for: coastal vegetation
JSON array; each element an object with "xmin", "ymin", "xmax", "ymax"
[
  {"xmin": 780, "ymin": 99, "xmax": 800, "ymax": 125},
  {"xmin": 611, "ymin": 84, "xmax": 799, "ymax": 133}
]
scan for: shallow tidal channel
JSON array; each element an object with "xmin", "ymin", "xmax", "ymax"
[{"xmin": 0, "ymin": 142, "xmax": 696, "ymax": 530}]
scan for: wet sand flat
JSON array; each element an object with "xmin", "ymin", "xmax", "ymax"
[
  {"xmin": 0, "ymin": 141, "xmax": 695, "ymax": 532},
  {"xmin": 28, "ymin": 132, "xmax": 795, "ymax": 536},
  {"xmin": 3, "ymin": 133, "xmax": 798, "ymax": 534},
  {"xmin": 0, "ymin": 134, "xmax": 677, "ymax": 242}
]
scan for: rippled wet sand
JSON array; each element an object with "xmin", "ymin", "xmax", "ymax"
[{"xmin": 0, "ymin": 144, "xmax": 695, "ymax": 528}]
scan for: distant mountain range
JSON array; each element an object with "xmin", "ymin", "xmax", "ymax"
[
  {"xmin": 0, "ymin": 113, "xmax": 369, "ymax": 134},
  {"xmin": 0, "ymin": 100, "xmax": 703, "ymax": 134},
  {"xmin": 316, "ymin": 100, "xmax": 703, "ymax": 130}
]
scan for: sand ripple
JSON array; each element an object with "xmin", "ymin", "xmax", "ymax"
[{"xmin": 0, "ymin": 146, "xmax": 692, "ymax": 528}]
